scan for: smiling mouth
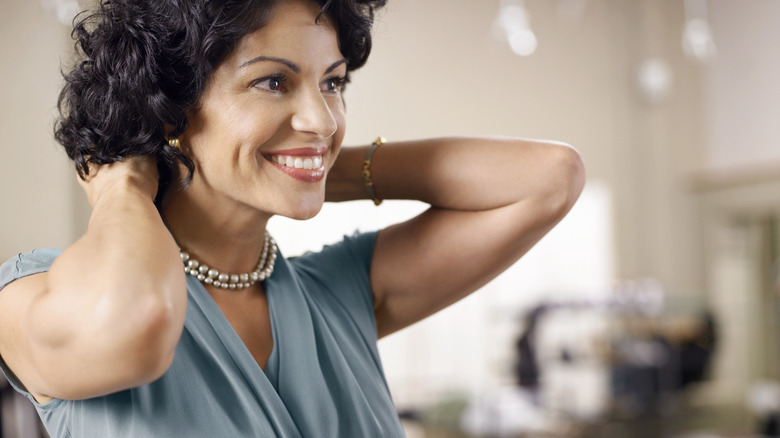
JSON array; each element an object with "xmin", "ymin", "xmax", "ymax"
[
  {"xmin": 266, "ymin": 154, "xmax": 324, "ymax": 170},
  {"xmin": 262, "ymin": 150, "xmax": 327, "ymax": 183}
]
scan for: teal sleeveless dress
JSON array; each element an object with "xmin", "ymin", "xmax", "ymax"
[{"xmin": 0, "ymin": 232, "xmax": 406, "ymax": 437}]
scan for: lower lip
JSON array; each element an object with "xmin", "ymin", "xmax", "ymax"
[{"xmin": 264, "ymin": 157, "xmax": 326, "ymax": 183}]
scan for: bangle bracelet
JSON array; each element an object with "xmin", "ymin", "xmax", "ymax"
[{"xmin": 362, "ymin": 136, "xmax": 385, "ymax": 206}]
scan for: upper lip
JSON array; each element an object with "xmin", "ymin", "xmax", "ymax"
[{"xmin": 263, "ymin": 146, "xmax": 328, "ymax": 157}]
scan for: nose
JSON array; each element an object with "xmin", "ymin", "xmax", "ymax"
[{"xmin": 290, "ymin": 88, "xmax": 338, "ymax": 138}]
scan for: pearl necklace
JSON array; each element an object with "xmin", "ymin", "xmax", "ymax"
[{"xmin": 179, "ymin": 233, "xmax": 277, "ymax": 289}]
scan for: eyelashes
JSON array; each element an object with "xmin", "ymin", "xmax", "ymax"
[
  {"xmin": 250, "ymin": 73, "xmax": 347, "ymax": 94},
  {"xmin": 323, "ymin": 75, "xmax": 347, "ymax": 93},
  {"xmin": 252, "ymin": 73, "xmax": 289, "ymax": 92}
]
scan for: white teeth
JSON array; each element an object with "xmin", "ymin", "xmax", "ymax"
[{"xmin": 270, "ymin": 154, "xmax": 324, "ymax": 170}]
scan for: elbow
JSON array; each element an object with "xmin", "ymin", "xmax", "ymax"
[
  {"xmin": 26, "ymin": 276, "xmax": 186, "ymax": 398},
  {"xmin": 560, "ymin": 144, "xmax": 587, "ymax": 207},
  {"xmin": 541, "ymin": 143, "xmax": 586, "ymax": 221},
  {"xmin": 127, "ymin": 297, "xmax": 182, "ymax": 382},
  {"xmin": 90, "ymin": 292, "xmax": 185, "ymax": 387}
]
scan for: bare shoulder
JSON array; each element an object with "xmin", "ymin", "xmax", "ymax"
[{"xmin": 0, "ymin": 272, "xmax": 53, "ymax": 403}]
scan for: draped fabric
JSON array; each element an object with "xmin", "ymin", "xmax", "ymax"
[{"xmin": 0, "ymin": 233, "xmax": 405, "ymax": 438}]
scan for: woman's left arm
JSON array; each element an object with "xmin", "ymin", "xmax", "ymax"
[{"xmin": 327, "ymin": 137, "xmax": 586, "ymax": 338}]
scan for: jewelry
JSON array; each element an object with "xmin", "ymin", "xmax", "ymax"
[
  {"xmin": 168, "ymin": 137, "xmax": 181, "ymax": 150},
  {"xmin": 362, "ymin": 136, "xmax": 385, "ymax": 206},
  {"xmin": 179, "ymin": 233, "xmax": 277, "ymax": 289}
]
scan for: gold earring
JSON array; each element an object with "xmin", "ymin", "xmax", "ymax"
[{"xmin": 168, "ymin": 137, "xmax": 181, "ymax": 150}]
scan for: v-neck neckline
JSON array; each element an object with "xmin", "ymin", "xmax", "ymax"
[
  {"xmin": 186, "ymin": 274, "xmax": 280, "ymax": 379},
  {"xmin": 183, "ymin": 271, "xmax": 305, "ymax": 437}
]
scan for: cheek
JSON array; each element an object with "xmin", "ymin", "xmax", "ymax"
[
  {"xmin": 182, "ymin": 108, "xmax": 231, "ymax": 157},
  {"xmin": 188, "ymin": 109, "xmax": 279, "ymax": 163}
]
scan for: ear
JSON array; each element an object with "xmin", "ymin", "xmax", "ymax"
[
  {"xmin": 164, "ymin": 124, "xmax": 178, "ymax": 139},
  {"xmin": 164, "ymin": 123, "xmax": 189, "ymax": 154}
]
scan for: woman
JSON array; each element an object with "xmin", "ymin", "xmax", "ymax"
[{"xmin": 0, "ymin": 0, "xmax": 585, "ymax": 436}]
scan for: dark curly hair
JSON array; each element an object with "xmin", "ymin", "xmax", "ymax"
[{"xmin": 55, "ymin": 0, "xmax": 386, "ymax": 204}]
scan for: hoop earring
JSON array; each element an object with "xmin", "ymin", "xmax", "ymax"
[{"xmin": 168, "ymin": 137, "xmax": 181, "ymax": 150}]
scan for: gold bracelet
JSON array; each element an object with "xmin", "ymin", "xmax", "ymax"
[{"xmin": 362, "ymin": 136, "xmax": 385, "ymax": 206}]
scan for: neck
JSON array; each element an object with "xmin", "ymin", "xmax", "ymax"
[{"xmin": 161, "ymin": 187, "xmax": 274, "ymax": 275}]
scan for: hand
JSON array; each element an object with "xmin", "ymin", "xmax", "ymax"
[{"xmin": 77, "ymin": 156, "xmax": 159, "ymax": 207}]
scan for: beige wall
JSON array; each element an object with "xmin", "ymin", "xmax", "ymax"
[
  {"xmin": 344, "ymin": 0, "xmax": 707, "ymax": 294},
  {"xmin": 705, "ymin": 0, "xmax": 780, "ymax": 170},
  {"xmin": 0, "ymin": 1, "xmax": 77, "ymax": 260}
]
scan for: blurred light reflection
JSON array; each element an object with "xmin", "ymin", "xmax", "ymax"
[{"xmin": 493, "ymin": 0, "xmax": 538, "ymax": 57}]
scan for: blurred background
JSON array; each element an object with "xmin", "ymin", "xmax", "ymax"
[{"xmin": 2, "ymin": 0, "xmax": 779, "ymax": 437}]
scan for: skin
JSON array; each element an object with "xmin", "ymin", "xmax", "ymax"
[{"xmin": 0, "ymin": 0, "xmax": 585, "ymax": 404}]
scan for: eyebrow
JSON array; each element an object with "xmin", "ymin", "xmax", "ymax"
[
  {"xmin": 239, "ymin": 56, "xmax": 300, "ymax": 72},
  {"xmin": 238, "ymin": 56, "xmax": 348, "ymax": 74},
  {"xmin": 324, "ymin": 59, "xmax": 348, "ymax": 74}
]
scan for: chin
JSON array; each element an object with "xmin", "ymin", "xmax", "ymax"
[
  {"xmin": 278, "ymin": 199, "xmax": 324, "ymax": 221},
  {"xmin": 286, "ymin": 209, "xmax": 322, "ymax": 221}
]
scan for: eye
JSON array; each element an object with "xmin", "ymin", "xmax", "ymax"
[
  {"xmin": 321, "ymin": 76, "xmax": 346, "ymax": 94},
  {"xmin": 253, "ymin": 73, "xmax": 288, "ymax": 93}
]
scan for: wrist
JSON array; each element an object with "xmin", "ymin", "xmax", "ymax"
[
  {"xmin": 325, "ymin": 146, "xmax": 371, "ymax": 202},
  {"xmin": 82, "ymin": 157, "xmax": 159, "ymax": 207},
  {"xmin": 361, "ymin": 137, "xmax": 385, "ymax": 205}
]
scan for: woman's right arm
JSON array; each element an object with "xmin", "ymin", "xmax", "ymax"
[{"xmin": 0, "ymin": 156, "xmax": 187, "ymax": 402}]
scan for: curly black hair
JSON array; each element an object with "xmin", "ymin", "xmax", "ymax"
[{"xmin": 55, "ymin": 0, "xmax": 386, "ymax": 204}]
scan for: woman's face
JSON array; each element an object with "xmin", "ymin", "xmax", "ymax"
[{"xmin": 180, "ymin": 0, "xmax": 346, "ymax": 220}]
